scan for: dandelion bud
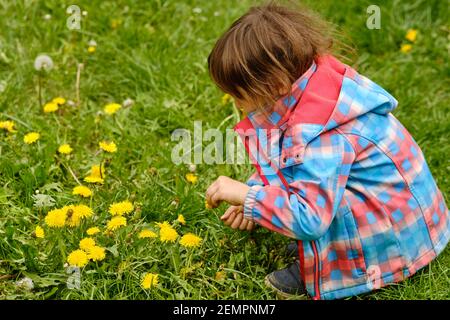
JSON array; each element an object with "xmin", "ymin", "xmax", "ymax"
[
  {"xmin": 67, "ymin": 100, "xmax": 76, "ymax": 107},
  {"xmin": 34, "ymin": 54, "xmax": 54, "ymax": 71},
  {"xmin": 43, "ymin": 14, "xmax": 52, "ymax": 20},
  {"xmin": 82, "ymin": 10, "xmax": 88, "ymax": 16},
  {"xmin": 188, "ymin": 164, "xmax": 196, "ymax": 173}
]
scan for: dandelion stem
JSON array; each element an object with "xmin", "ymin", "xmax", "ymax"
[
  {"xmin": 99, "ymin": 155, "xmax": 105, "ymax": 179},
  {"xmin": 76, "ymin": 63, "xmax": 83, "ymax": 107},
  {"xmin": 61, "ymin": 161, "xmax": 82, "ymax": 185},
  {"xmin": 114, "ymin": 115, "xmax": 125, "ymax": 135},
  {"xmin": 38, "ymin": 73, "xmax": 43, "ymax": 108},
  {"xmin": 52, "ymin": 113, "xmax": 62, "ymax": 129},
  {"xmin": 0, "ymin": 274, "xmax": 15, "ymax": 281}
]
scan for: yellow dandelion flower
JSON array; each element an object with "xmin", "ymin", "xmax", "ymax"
[
  {"xmin": 60, "ymin": 205, "xmax": 79, "ymax": 227},
  {"xmin": 90, "ymin": 164, "xmax": 105, "ymax": 177},
  {"xmin": 0, "ymin": 120, "xmax": 16, "ymax": 133},
  {"xmin": 179, "ymin": 233, "xmax": 202, "ymax": 248},
  {"xmin": 205, "ymin": 201, "xmax": 212, "ymax": 209},
  {"xmin": 35, "ymin": 226, "xmax": 45, "ymax": 238},
  {"xmin": 141, "ymin": 273, "xmax": 159, "ymax": 289},
  {"xmin": 58, "ymin": 144, "xmax": 73, "ymax": 154},
  {"xmin": 155, "ymin": 221, "xmax": 171, "ymax": 229},
  {"xmin": 185, "ymin": 173, "xmax": 198, "ymax": 184},
  {"xmin": 106, "ymin": 216, "xmax": 127, "ymax": 231},
  {"xmin": 86, "ymin": 227, "xmax": 100, "ymax": 235},
  {"xmin": 88, "ymin": 46, "xmax": 96, "ymax": 53},
  {"xmin": 221, "ymin": 93, "xmax": 232, "ymax": 105},
  {"xmin": 99, "ymin": 141, "xmax": 117, "ymax": 153},
  {"xmin": 74, "ymin": 204, "xmax": 93, "ymax": 219},
  {"xmin": 87, "ymin": 246, "xmax": 106, "ymax": 261},
  {"xmin": 400, "ymin": 44, "xmax": 412, "ymax": 53},
  {"xmin": 84, "ymin": 175, "xmax": 104, "ymax": 184},
  {"xmin": 84, "ymin": 164, "xmax": 105, "ymax": 184},
  {"xmin": 63, "ymin": 204, "xmax": 93, "ymax": 227},
  {"xmin": 44, "ymin": 208, "xmax": 66, "ymax": 228},
  {"xmin": 23, "ymin": 132, "xmax": 40, "ymax": 144},
  {"xmin": 43, "ymin": 102, "xmax": 58, "ymax": 113},
  {"xmin": 104, "ymin": 103, "xmax": 121, "ymax": 115},
  {"xmin": 176, "ymin": 214, "xmax": 186, "ymax": 225},
  {"xmin": 72, "ymin": 185, "xmax": 92, "ymax": 198},
  {"xmin": 52, "ymin": 97, "xmax": 66, "ymax": 105},
  {"xmin": 138, "ymin": 229, "xmax": 157, "ymax": 239},
  {"xmin": 108, "ymin": 200, "xmax": 134, "ymax": 216},
  {"xmin": 79, "ymin": 237, "xmax": 96, "ymax": 251},
  {"xmin": 159, "ymin": 225, "xmax": 178, "ymax": 243},
  {"xmin": 405, "ymin": 29, "xmax": 418, "ymax": 42},
  {"xmin": 67, "ymin": 249, "xmax": 88, "ymax": 268}
]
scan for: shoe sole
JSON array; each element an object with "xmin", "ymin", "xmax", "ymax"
[{"xmin": 264, "ymin": 275, "xmax": 309, "ymax": 300}]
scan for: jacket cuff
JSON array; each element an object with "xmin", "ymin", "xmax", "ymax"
[{"xmin": 243, "ymin": 185, "xmax": 263, "ymax": 220}]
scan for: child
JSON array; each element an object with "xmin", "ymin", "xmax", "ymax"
[{"xmin": 205, "ymin": 3, "xmax": 449, "ymax": 300}]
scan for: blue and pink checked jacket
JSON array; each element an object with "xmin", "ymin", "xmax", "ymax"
[{"xmin": 234, "ymin": 55, "xmax": 449, "ymax": 300}]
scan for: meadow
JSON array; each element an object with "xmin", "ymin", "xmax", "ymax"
[{"xmin": 0, "ymin": 0, "xmax": 448, "ymax": 300}]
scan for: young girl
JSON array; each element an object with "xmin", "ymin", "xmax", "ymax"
[{"xmin": 205, "ymin": 3, "xmax": 449, "ymax": 300}]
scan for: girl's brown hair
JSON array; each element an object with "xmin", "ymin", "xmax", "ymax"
[{"xmin": 208, "ymin": 1, "xmax": 335, "ymax": 109}]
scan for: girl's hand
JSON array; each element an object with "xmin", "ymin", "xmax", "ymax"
[
  {"xmin": 221, "ymin": 205, "xmax": 255, "ymax": 231},
  {"xmin": 205, "ymin": 176, "xmax": 250, "ymax": 208}
]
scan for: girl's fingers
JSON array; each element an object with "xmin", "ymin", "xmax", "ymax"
[
  {"xmin": 205, "ymin": 183, "xmax": 219, "ymax": 207},
  {"xmin": 239, "ymin": 218, "xmax": 249, "ymax": 230},
  {"xmin": 210, "ymin": 190, "xmax": 222, "ymax": 208},
  {"xmin": 221, "ymin": 206, "xmax": 237, "ymax": 220},
  {"xmin": 246, "ymin": 221, "xmax": 255, "ymax": 231},
  {"xmin": 230, "ymin": 213, "xmax": 243, "ymax": 229},
  {"xmin": 223, "ymin": 211, "xmax": 237, "ymax": 226}
]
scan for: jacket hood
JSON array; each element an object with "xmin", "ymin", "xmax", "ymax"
[{"xmin": 234, "ymin": 55, "xmax": 398, "ymax": 151}]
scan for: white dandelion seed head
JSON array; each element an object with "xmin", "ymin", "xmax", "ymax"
[
  {"xmin": 34, "ymin": 54, "xmax": 54, "ymax": 71},
  {"xmin": 88, "ymin": 39, "xmax": 97, "ymax": 47},
  {"xmin": 67, "ymin": 100, "xmax": 76, "ymax": 107},
  {"xmin": 15, "ymin": 277, "xmax": 34, "ymax": 290},
  {"xmin": 82, "ymin": 10, "xmax": 88, "ymax": 16},
  {"xmin": 122, "ymin": 98, "xmax": 134, "ymax": 108},
  {"xmin": 188, "ymin": 164, "xmax": 196, "ymax": 173},
  {"xmin": 43, "ymin": 14, "xmax": 52, "ymax": 20},
  {"xmin": 35, "ymin": 189, "xmax": 40, "ymax": 194},
  {"xmin": 193, "ymin": 7, "xmax": 202, "ymax": 14}
]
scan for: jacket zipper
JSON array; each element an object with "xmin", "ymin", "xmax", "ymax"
[
  {"xmin": 311, "ymin": 241, "xmax": 321, "ymax": 300},
  {"xmin": 238, "ymin": 119, "xmax": 321, "ymax": 300}
]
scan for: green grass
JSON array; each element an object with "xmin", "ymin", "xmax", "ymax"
[{"xmin": 0, "ymin": 0, "xmax": 448, "ymax": 300}]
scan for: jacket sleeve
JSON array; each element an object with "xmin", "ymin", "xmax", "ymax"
[
  {"xmin": 245, "ymin": 170, "xmax": 265, "ymax": 187},
  {"xmin": 243, "ymin": 133, "xmax": 355, "ymax": 241}
]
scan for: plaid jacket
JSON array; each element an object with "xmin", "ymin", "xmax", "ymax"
[{"xmin": 234, "ymin": 55, "xmax": 449, "ymax": 300}]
